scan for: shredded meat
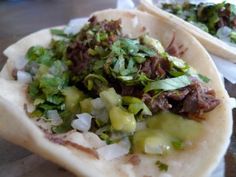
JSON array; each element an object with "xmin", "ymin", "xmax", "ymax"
[
  {"xmin": 67, "ymin": 16, "xmax": 121, "ymax": 81},
  {"xmin": 140, "ymin": 57, "xmax": 171, "ymax": 79},
  {"xmin": 66, "ymin": 42, "xmax": 92, "ymax": 79},
  {"xmin": 233, "ymin": 17, "xmax": 236, "ymax": 27},
  {"xmin": 218, "ymin": 3, "xmax": 232, "ymax": 28},
  {"xmin": 142, "ymin": 81, "xmax": 220, "ymax": 118},
  {"xmin": 180, "ymin": 82, "xmax": 220, "ymax": 117}
]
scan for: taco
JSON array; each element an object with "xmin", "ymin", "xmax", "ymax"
[
  {"xmin": 0, "ymin": 9, "xmax": 233, "ymax": 177},
  {"xmin": 139, "ymin": 0, "xmax": 236, "ymax": 62}
]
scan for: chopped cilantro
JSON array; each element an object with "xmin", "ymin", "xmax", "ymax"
[
  {"xmin": 230, "ymin": 31, "xmax": 236, "ymax": 43},
  {"xmin": 50, "ymin": 29, "xmax": 68, "ymax": 37},
  {"xmin": 172, "ymin": 139, "xmax": 184, "ymax": 150},
  {"xmin": 162, "ymin": 2, "xmax": 236, "ymax": 44},
  {"xmin": 23, "ymin": 16, "xmax": 218, "ymax": 150},
  {"xmin": 197, "ymin": 74, "xmax": 210, "ymax": 83},
  {"xmin": 26, "ymin": 46, "xmax": 54, "ymax": 66},
  {"xmin": 156, "ymin": 160, "xmax": 168, "ymax": 172}
]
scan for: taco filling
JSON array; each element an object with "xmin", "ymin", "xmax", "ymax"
[
  {"xmin": 161, "ymin": 1, "xmax": 236, "ymax": 46},
  {"xmin": 15, "ymin": 16, "xmax": 220, "ymax": 161}
]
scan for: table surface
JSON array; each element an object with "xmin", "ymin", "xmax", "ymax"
[{"xmin": 0, "ymin": 0, "xmax": 235, "ymax": 176}]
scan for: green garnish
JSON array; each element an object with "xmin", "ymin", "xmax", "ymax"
[
  {"xmin": 156, "ymin": 160, "xmax": 168, "ymax": 172},
  {"xmin": 197, "ymin": 74, "xmax": 210, "ymax": 83},
  {"xmin": 21, "ymin": 16, "xmax": 219, "ymax": 157},
  {"xmin": 230, "ymin": 31, "xmax": 236, "ymax": 43},
  {"xmin": 162, "ymin": 2, "xmax": 236, "ymax": 44},
  {"xmin": 172, "ymin": 139, "xmax": 184, "ymax": 150},
  {"xmin": 144, "ymin": 75, "xmax": 191, "ymax": 92},
  {"xmin": 50, "ymin": 29, "xmax": 69, "ymax": 38},
  {"xmin": 122, "ymin": 96, "xmax": 152, "ymax": 116}
]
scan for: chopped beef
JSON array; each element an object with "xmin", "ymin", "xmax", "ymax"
[
  {"xmin": 65, "ymin": 16, "xmax": 219, "ymax": 121},
  {"xmin": 66, "ymin": 16, "xmax": 121, "ymax": 81},
  {"xmin": 232, "ymin": 17, "xmax": 236, "ymax": 27},
  {"xmin": 142, "ymin": 81, "xmax": 220, "ymax": 118},
  {"xmin": 217, "ymin": 3, "xmax": 231, "ymax": 28},
  {"xmin": 181, "ymin": 82, "xmax": 220, "ymax": 116},
  {"xmin": 66, "ymin": 42, "xmax": 92, "ymax": 80},
  {"xmin": 141, "ymin": 57, "xmax": 171, "ymax": 79},
  {"xmin": 142, "ymin": 93, "xmax": 171, "ymax": 113},
  {"xmin": 166, "ymin": 89, "xmax": 190, "ymax": 101}
]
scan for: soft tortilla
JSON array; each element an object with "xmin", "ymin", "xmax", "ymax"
[
  {"xmin": 0, "ymin": 9, "xmax": 233, "ymax": 177},
  {"xmin": 139, "ymin": 0, "xmax": 236, "ymax": 63}
]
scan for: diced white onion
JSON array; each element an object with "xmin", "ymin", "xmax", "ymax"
[
  {"xmin": 15, "ymin": 57, "xmax": 28, "ymax": 70},
  {"xmin": 71, "ymin": 113, "xmax": 93, "ymax": 132},
  {"xmin": 96, "ymin": 138, "xmax": 131, "ymax": 160},
  {"xmin": 83, "ymin": 132, "xmax": 106, "ymax": 148},
  {"xmin": 47, "ymin": 110, "xmax": 63, "ymax": 126},
  {"xmin": 215, "ymin": 26, "xmax": 236, "ymax": 47},
  {"xmin": 17, "ymin": 71, "xmax": 32, "ymax": 84},
  {"xmin": 66, "ymin": 132, "xmax": 91, "ymax": 148},
  {"xmin": 91, "ymin": 98, "xmax": 105, "ymax": 110},
  {"xmin": 90, "ymin": 98, "xmax": 108, "ymax": 123},
  {"xmin": 216, "ymin": 26, "xmax": 231, "ymax": 42},
  {"xmin": 92, "ymin": 109, "xmax": 109, "ymax": 123}
]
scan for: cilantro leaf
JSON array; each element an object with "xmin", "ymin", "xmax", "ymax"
[
  {"xmin": 144, "ymin": 75, "xmax": 191, "ymax": 92},
  {"xmin": 39, "ymin": 74, "xmax": 67, "ymax": 96},
  {"xmin": 26, "ymin": 46, "xmax": 54, "ymax": 66},
  {"xmin": 172, "ymin": 139, "xmax": 184, "ymax": 150},
  {"xmin": 50, "ymin": 40, "xmax": 69, "ymax": 59},
  {"xmin": 230, "ymin": 4, "xmax": 236, "ymax": 17},
  {"xmin": 28, "ymin": 80, "xmax": 40, "ymax": 99},
  {"xmin": 83, "ymin": 74, "xmax": 108, "ymax": 92},
  {"xmin": 122, "ymin": 96, "xmax": 152, "ymax": 116},
  {"xmin": 197, "ymin": 74, "xmax": 210, "ymax": 83},
  {"xmin": 230, "ymin": 31, "xmax": 236, "ymax": 43},
  {"xmin": 50, "ymin": 29, "xmax": 68, "ymax": 37},
  {"xmin": 46, "ymin": 95, "xmax": 64, "ymax": 105},
  {"xmin": 156, "ymin": 161, "xmax": 168, "ymax": 172}
]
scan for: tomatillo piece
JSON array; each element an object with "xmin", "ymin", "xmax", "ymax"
[
  {"xmin": 147, "ymin": 111, "xmax": 203, "ymax": 141},
  {"xmin": 109, "ymin": 106, "xmax": 136, "ymax": 133},
  {"xmin": 133, "ymin": 129, "xmax": 171, "ymax": 155},
  {"xmin": 62, "ymin": 86, "xmax": 85, "ymax": 112},
  {"xmin": 100, "ymin": 88, "xmax": 122, "ymax": 110}
]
